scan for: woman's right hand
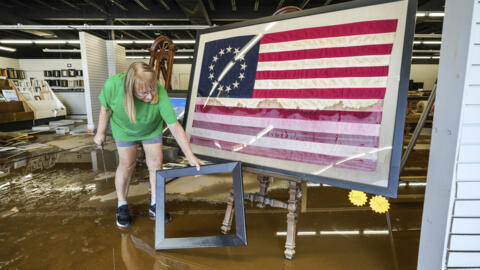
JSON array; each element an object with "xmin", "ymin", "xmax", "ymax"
[{"xmin": 93, "ymin": 133, "xmax": 106, "ymax": 146}]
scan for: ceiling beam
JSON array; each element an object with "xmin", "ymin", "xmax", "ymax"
[
  {"xmin": 300, "ymin": 0, "xmax": 310, "ymax": 9},
  {"xmin": 276, "ymin": 0, "xmax": 285, "ymax": 11},
  {"xmin": 133, "ymin": 0, "xmax": 150, "ymax": 11},
  {"xmin": 9, "ymin": 0, "xmax": 32, "ymax": 9},
  {"xmin": 33, "ymin": 0, "xmax": 59, "ymax": 11},
  {"xmin": 207, "ymin": 0, "xmax": 214, "ymax": 11},
  {"xmin": 83, "ymin": 0, "xmax": 108, "ymax": 15},
  {"xmin": 0, "ymin": 25, "xmax": 210, "ymax": 30},
  {"xmin": 111, "ymin": 0, "xmax": 128, "ymax": 11},
  {"xmin": 175, "ymin": 0, "xmax": 211, "ymax": 25},
  {"xmin": 156, "ymin": 0, "xmax": 171, "ymax": 10},
  {"xmin": 117, "ymin": 21, "xmax": 153, "ymax": 39},
  {"xmin": 119, "ymin": 30, "xmax": 139, "ymax": 39},
  {"xmin": 58, "ymin": 0, "xmax": 80, "ymax": 10},
  {"xmin": 254, "ymin": 0, "xmax": 260, "ymax": 11}
]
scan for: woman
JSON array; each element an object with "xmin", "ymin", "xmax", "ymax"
[{"xmin": 94, "ymin": 62, "xmax": 204, "ymax": 228}]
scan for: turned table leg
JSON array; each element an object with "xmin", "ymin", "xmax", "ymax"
[
  {"xmin": 256, "ymin": 175, "xmax": 271, "ymax": 208},
  {"xmin": 284, "ymin": 181, "xmax": 300, "ymax": 259},
  {"xmin": 221, "ymin": 189, "xmax": 234, "ymax": 234}
]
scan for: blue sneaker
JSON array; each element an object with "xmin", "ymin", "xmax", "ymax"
[{"xmin": 116, "ymin": 205, "xmax": 132, "ymax": 228}]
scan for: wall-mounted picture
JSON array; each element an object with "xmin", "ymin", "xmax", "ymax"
[{"xmin": 184, "ymin": 0, "xmax": 415, "ymax": 197}]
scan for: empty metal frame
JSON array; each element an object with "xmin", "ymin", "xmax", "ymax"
[{"xmin": 155, "ymin": 162, "xmax": 247, "ymax": 250}]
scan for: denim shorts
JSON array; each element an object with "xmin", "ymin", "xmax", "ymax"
[{"xmin": 114, "ymin": 135, "xmax": 163, "ymax": 147}]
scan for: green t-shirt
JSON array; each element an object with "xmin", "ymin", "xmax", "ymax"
[{"xmin": 99, "ymin": 73, "xmax": 177, "ymax": 141}]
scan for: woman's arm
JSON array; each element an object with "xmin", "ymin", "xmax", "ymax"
[
  {"xmin": 167, "ymin": 121, "xmax": 205, "ymax": 170},
  {"xmin": 93, "ymin": 105, "xmax": 110, "ymax": 146}
]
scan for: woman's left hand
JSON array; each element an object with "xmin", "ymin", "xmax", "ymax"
[{"xmin": 186, "ymin": 154, "xmax": 205, "ymax": 171}]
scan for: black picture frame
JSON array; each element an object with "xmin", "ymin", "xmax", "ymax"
[
  {"xmin": 155, "ymin": 162, "xmax": 247, "ymax": 250},
  {"xmin": 183, "ymin": 0, "xmax": 417, "ymax": 198}
]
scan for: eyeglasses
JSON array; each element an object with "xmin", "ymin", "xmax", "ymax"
[{"xmin": 135, "ymin": 89, "xmax": 156, "ymax": 97}]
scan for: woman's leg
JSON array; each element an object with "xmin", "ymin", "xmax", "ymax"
[
  {"xmin": 141, "ymin": 141, "xmax": 163, "ymax": 201},
  {"xmin": 115, "ymin": 144, "xmax": 137, "ymax": 202}
]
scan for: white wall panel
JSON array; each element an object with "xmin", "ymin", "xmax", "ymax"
[
  {"xmin": 465, "ymin": 86, "xmax": 480, "ymax": 104},
  {"xmin": 462, "ymin": 125, "xmax": 480, "ymax": 143},
  {"xmin": 457, "ymin": 182, "xmax": 480, "ymax": 199},
  {"xmin": 115, "ymin": 44, "xmax": 126, "ymax": 74},
  {"xmin": 18, "ymin": 59, "xmax": 82, "ymax": 80},
  {"xmin": 451, "ymin": 218, "xmax": 480, "ymax": 234},
  {"xmin": 470, "ymin": 65, "xmax": 480, "ymax": 85},
  {"xmin": 459, "ymin": 145, "xmax": 480, "ymax": 162},
  {"xmin": 419, "ymin": 1, "xmax": 480, "ymax": 269},
  {"xmin": 0, "ymin": 56, "xmax": 20, "ymax": 69},
  {"xmin": 457, "ymin": 164, "xmax": 480, "ymax": 180},
  {"xmin": 454, "ymin": 200, "xmax": 480, "ymax": 217},
  {"xmin": 472, "ymin": 45, "xmax": 480, "ymax": 65},
  {"xmin": 464, "ymin": 105, "xmax": 480, "ymax": 123},
  {"xmin": 79, "ymin": 32, "xmax": 109, "ymax": 130},
  {"xmin": 448, "ymin": 252, "xmax": 480, "ymax": 268},
  {"xmin": 409, "ymin": 64, "xmax": 439, "ymax": 90},
  {"xmin": 450, "ymin": 235, "xmax": 480, "ymax": 251}
]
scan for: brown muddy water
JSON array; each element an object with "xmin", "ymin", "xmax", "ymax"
[{"xmin": 0, "ymin": 141, "xmax": 425, "ymax": 270}]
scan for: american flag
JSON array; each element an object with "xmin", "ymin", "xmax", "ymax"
[{"xmin": 189, "ymin": 19, "xmax": 398, "ymax": 172}]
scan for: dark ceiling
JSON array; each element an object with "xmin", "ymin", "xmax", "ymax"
[{"xmin": 0, "ymin": 0, "xmax": 445, "ymax": 62}]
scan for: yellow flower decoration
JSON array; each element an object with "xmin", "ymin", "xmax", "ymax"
[
  {"xmin": 369, "ymin": 196, "xmax": 390, "ymax": 214},
  {"xmin": 348, "ymin": 190, "xmax": 368, "ymax": 206}
]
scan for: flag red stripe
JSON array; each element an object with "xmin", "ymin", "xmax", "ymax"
[
  {"xmin": 252, "ymin": 88, "xmax": 386, "ymax": 99},
  {"xmin": 258, "ymin": 44, "xmax": 393, "ymax": 62},
  {"xmin": 192, "ymin": 120, "xmax": 380, "ymax": 147},
  {"xmin": 190, "ymin": 136, "xmax": 377, "ymax": 171},
  {"xmin": 260, "ymin": 20, "xmax": 398, "ymax": 45},
  {"xmin": 255, "ymin": 66, "xmax": 389, "ymax": 80},
  {"xmin": 194, "ymin": 105, "xmax": 383, "ymax": 124}
]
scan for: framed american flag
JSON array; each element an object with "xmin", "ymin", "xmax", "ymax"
[{"xmin": 184, "ymin": 0, "xmax": 417, "ymax": 198}]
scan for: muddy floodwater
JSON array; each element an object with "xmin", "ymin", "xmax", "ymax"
[{"xmin": 0, "ymin": 138, "xmax": 425, "ymax": 270}]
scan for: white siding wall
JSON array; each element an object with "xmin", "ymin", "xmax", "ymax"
[
  {"xmin": 106, "ymin": 41, "xmax": 127, "ymax": 77},
  {"xmin": 418, "ymin": 1, "xmax": 480, "ymax": 269},
  {"xmin": 80, "ymin": 32, "xmax": 109, "ymax": 131},
  {"xmin": 448, "ymin": 2, "xmax": 480, "ymax": 267}
]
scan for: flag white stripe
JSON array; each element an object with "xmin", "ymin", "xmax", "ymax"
[
  {"xmin": 259, "ymin": 33, "xmax": 395, "ymax": 53},
  {"xmin": 191, "ymin": 127, "xmax": 378, "ymax": 160},
  {"xmin": 195, "ymin": 97, "xmax": 383, "ymax": 111},
  {"xmin": 253, "ymin": 77, "xmax": 388, "ymax": 90},
  {"xmin": 256, "ymin": 55, "xmax": 391, "ymax": 71},
  {"xmin": 193, "ymin": 112, "xmax": 381, "ymax": 136}
]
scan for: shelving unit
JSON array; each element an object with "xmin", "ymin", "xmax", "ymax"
[{"xmin": 11, "ymin": 78, "xmax": 67, "ymax": 120}]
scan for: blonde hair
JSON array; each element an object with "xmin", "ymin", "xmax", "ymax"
[{"xmin": 123, "ymin": 62, "xmax": 159, "ymax": 123}]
